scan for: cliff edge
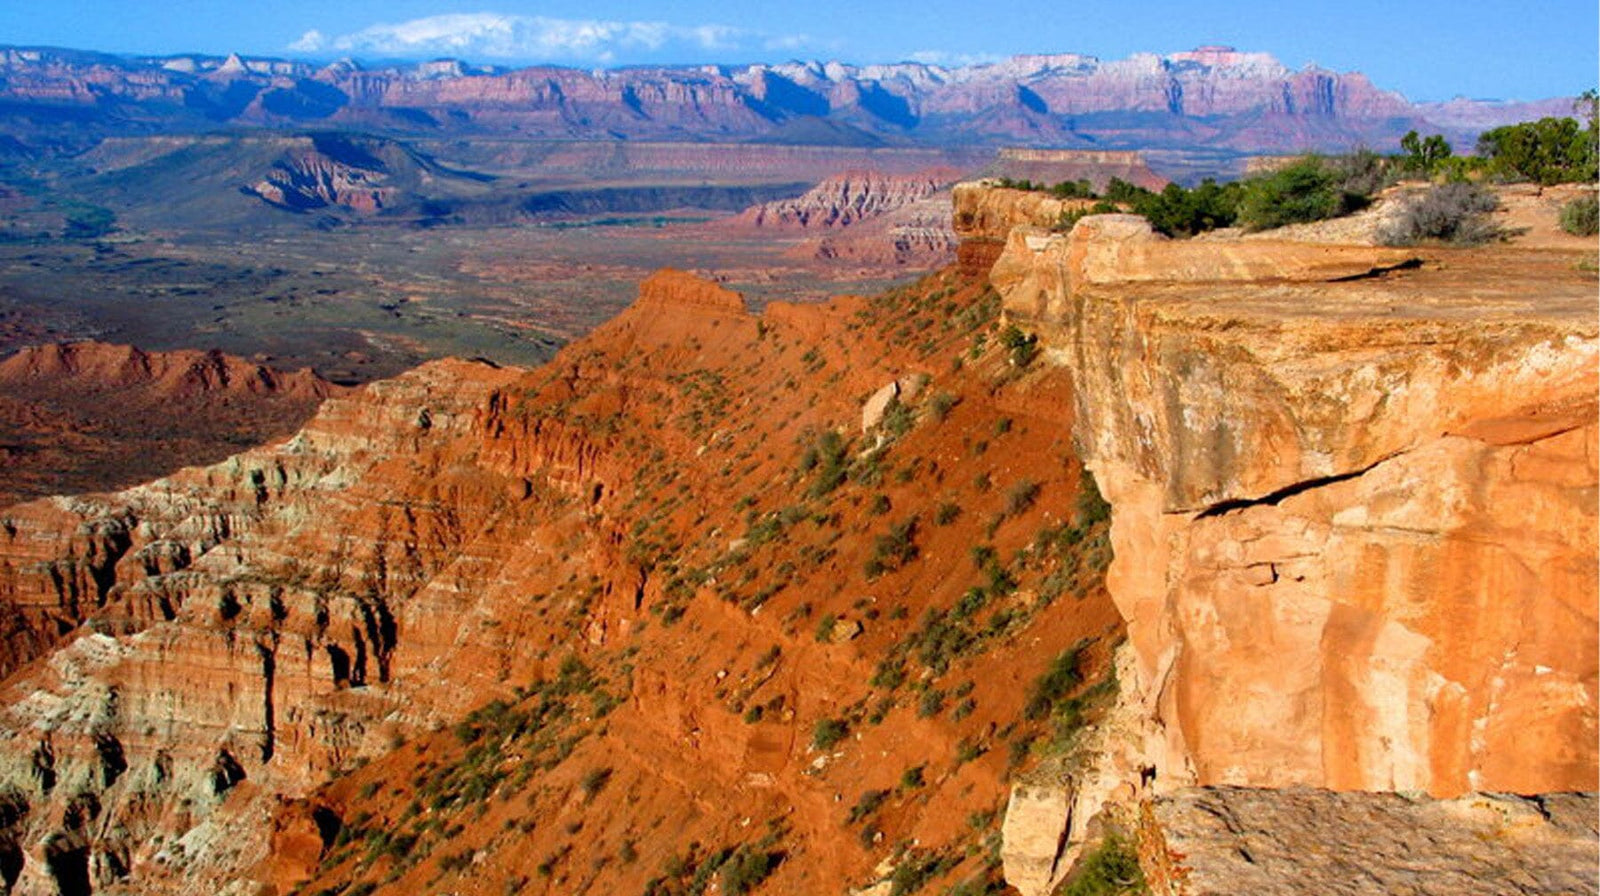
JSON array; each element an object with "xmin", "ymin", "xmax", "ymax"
[{"xmin": 985, "ymin": 195, "xmax": 1597, "ymax": 800}]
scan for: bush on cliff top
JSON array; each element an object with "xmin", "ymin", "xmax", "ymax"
[
  {"xmin": 1560, "ymin": 194, "xmax": 1599, "ymax": 236},
  {"xmin": 1378, "ymin": 182, "xmax": 1503, "ymax": 246},
  {"xmin": 1234, "ymin": 155, "xmax": 1375, "ymax": 231},
  {"xmin": 1005, "ymin": 107, "xmax": 1597, "ymax": 241}
]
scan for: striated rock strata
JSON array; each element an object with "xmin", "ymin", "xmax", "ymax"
[
  {"xmin": 988, "ymin": 202, "xmax": 1598, "ymax": 798},
  {"xmin": 730, "ymin": 169, "xmax": 962, "ymax": 232},
  {"xmin": 727, "ymin": 168, "xmax": 968, "ymax": 267},
  {"xmin": 0, "ymin": 266, "xmax": 1129, "ymax": 895}
]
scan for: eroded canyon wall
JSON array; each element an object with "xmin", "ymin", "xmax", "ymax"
[{"xmin": 0, "ymin": 266, "xmax": 1134, "ymax": 896}]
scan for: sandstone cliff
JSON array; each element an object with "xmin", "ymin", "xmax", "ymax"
[{"xmin": 977, "ymin": 184, "xmax": 1595, "ymax": 807}]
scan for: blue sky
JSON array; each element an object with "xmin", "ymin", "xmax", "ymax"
[{"xmin": 3, "ymin": 0, "xmax": 1594, "ymax": 101}]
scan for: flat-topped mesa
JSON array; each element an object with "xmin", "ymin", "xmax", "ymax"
[
  {"xmin": 988, "ymin": 203, "xmax": 1598, "ymax": 798},
  {"xmin": 985, "ymin": 149, "xmax": 1169, "ymax": 193}
]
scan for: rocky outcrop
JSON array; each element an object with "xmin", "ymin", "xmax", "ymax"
[
  {"xmin": 727, "ymin": 169, "xmax": 967, "ymax": 267},
  {"xmin": 809, "ymin": 194, "xmax": 962, "ymax": 267},
  {"xmin": 987, "ymin": 201, "xmax": 1598, "ymax": 798},
  {"xmin": 0, "ymin": 342, "xmax": 334, "ymax": 402},
  {"xmin": 951, "ymin": 182, "xmax": 1085, "ymax": 242},
  {"xmin": 731, "ymin": 170, "xmax": 962, "ymax": 231},
  {"xmin": 247, "ymin": 150, "xmax": 396, "ymax": 213},
  {"xmin": 1141, "ymin": 788, "xmax": 1599, "ymax": 896}
]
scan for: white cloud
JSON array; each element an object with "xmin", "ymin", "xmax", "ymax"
[
  {"xmin": 289, "ymin": 29, "xmax": 326, "ymax": 52},
  {"xmin": 289, "ymin": 12, "xmax": 789, "ymax": 62},
  {"xmin": 906, "ymin": 50, "xmax": 1003, "ymax": 68}
]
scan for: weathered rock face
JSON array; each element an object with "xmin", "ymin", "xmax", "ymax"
[
  {"xmin": 248, "ymin": 149, "xmax": 395, "ymax": 213},
  {"xmin": 1140, "ymin": 787, "xmax": 1599, "ymax": 896},
  {"xmin": 989, "ymin": 204, "xmax": 1599, "ymax": 797},
  {"xmin": 0, "ymin": 355, "xmax": 538, "ymax": 893},
  {"xmin": 952, "ymin": 183, "xmax": 1082, "ymax": 243},
  {"xmin": 722, "ymin": 169, "xmax": 965, "ymax": 268},
  {"xmin": 731, "ymin": 169, "xmax": 961, "ymax": 232}
]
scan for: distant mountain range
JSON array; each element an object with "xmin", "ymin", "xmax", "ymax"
[{"xmin": 0, "ymin": 45, "xmax": 1576, "ymax": 155}]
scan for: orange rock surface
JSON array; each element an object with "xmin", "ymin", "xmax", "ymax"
[
  {"xmin": 991, "ymin": 202, "xmax": 1598, "ymax": 797},
  {"xmin": 0, "ymin": 264, "xmax": 1124, "ymax": 895}
]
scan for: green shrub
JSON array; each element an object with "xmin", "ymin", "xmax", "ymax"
[
  {"xmin": 998, "ymin": 326, "xmax": 1039, "ymax": 367},
  {"xmin": 899, "ymin": 765, "xmax": 925, "ymax": 790},
  {"xmin": 1399, "ymin": 130, "xmax": 1453, "ymax": 176},
  {"xmin": 815, "ymin": 613, "xmax": 838, "ymax": 642},
  {"xmin": 1477, "ymin": 116, "xmax": 1598, "ymax": 185},
  {"xmin": 1059, "ymin": 833, "xmax": 1147, "ymax": 896},
  {"xmin": 1053, "ymin": 207, "xmax": 1092, "ymax": 233},
  {"xmin": 1024, "ymin": 643, "xmax": 1086, "ymax": 721},
  {"xmin": 1560, "ymin": 194, "xmax": 1599, "ymax": 236},
  {"xmin": 848, "ymin": 788, "xmax": 890, "ymax": 823},
  {"xmin": 812, "ymin": 717, "xmax": 848, "ymax": 750},
  {"xmin": 881, "ymin": 398, "xmax": 916, "ymax": 438},
  {"xmin": 888, "ymin": 850, "xmax": 955, "ymax": 896},
  {"xmin": 864, "ymin": 517, "xmax": 920, "ymax": 580},
  {"xmin": 1002, "ymin": 479, "xmax": 1041, "ymax": 517},
  {"xmin": 579, "ymin": 766, "xmax": 612, "ymax": 801},
  {"xmin": 1049, "ymin": 178, "xmax": 1096, "ymax": 199},
  {"xmin": 804, "ymin": 430, "xmax": 850, "ymax": 497},
  {"xmin": 1236, "ymin": 156, "xmax": 1368, "ymax": 231},
  {"xmin": 719, "ymin": 845, "xmax": 780, "ymax": 895},
  {"xmin": 1379, "ymin": 183, "xmax": 1501, "ymax": 246},
  {"xmin": 1132, "ymin": 179, "xmax": 1241, "ymax": 236}
]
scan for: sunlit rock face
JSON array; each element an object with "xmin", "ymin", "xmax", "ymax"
[{"xmin": 989, "ymin": 204, "xmax": 1598, "ymax": 798}]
